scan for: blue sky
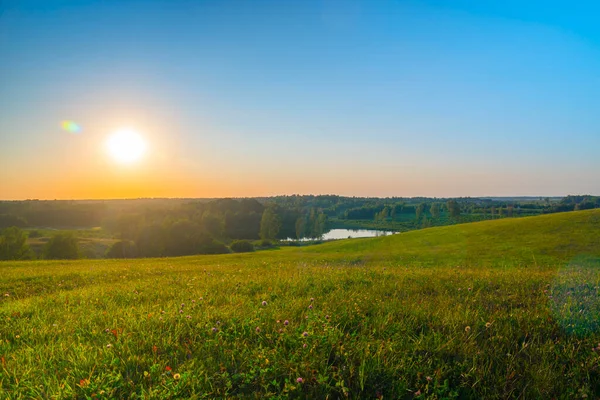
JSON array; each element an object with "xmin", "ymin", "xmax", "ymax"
[{"xmin": 1, "ymin": 0, "xmax": 599, "ymax": 199}]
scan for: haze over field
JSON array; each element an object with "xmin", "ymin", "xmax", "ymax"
[{"xmin": 2, "ymin": 0, "xmax": 600, "ymax": 200}]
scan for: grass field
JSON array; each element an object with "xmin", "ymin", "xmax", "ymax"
[{"xmin": 2, "ymin": 210, "xmax": 600, "ymax": 398}]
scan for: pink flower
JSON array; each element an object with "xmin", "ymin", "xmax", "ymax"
[
  {"xmin": 303, "ymin": 343, "xmax": 307, "ymax": 348},
  {"xmin": 308, "ymin": 305, "xmax": 313, "ymax": 310},
  {"xmin": 256, "ymin": 327, "xmax": 261, "ymax": 333},
  {"xmin": 211, "ymin": 327, "xmax": 218, "ymax": 333},
  {"xmin": 284, "ymin": 320, "xmax": 289, "ymax": 326},
  {"xmin": 262, "ymin": 301, "xmax": 267, "ymax": 306},
  {"xmin": 302, "ymin": 331, "xmax": 308, "ymax": 337},
  {"xmin": 296, "ymin": 377, "xmax": 303, "ymax": 383}
]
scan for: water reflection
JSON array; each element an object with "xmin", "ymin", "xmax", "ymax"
[{"xmin": 286, "ymin": 228, "xmax": 397, "ymax": 241}]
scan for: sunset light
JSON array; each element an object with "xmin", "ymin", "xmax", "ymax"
[{"xmin": 106, "ymin": 129, "xmax": 147, "ymax": 164}]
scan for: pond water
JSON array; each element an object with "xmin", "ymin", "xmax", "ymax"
[{"xmin": 286, "ymin": 228, "xmax": 397, "ymax": 241}]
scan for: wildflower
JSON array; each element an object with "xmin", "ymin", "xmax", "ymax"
[
  {"xmin": 212, "ymin": 327, "xmax": 218, "ymax": 333},
  {"xmin": 468, "ymin": 287, "xmax": 472, "ymax": 291},
  {"xmin": 276, "ymin": 320, "xmax": 281, "ymax": 323},
  {"xmin": 310, "ymin": 297, "xmax": 314, "ymax": 302},
  {"xmin": 166, "ymin": 366, "xmax": 172, "ymax": 371},
  {"xmin": 106, "ymin": 343, "xmax": 112, "ymax": 348},
  {"xmin": 278, "ymin": 328, "xmax": 283, "ymax": 333},
  {"xmin": 325, "ymin": 315, "xmax": 330, "ymax": 320},
  {"xmin": 415, "ymin": 389, "xmax": 421, "ymax": 396},
  {"xmin": 426, "ymin": 376, "xmax": 432, "ymax": 381},
  {"xmin": 191, "ymin": 300, "xmax": 195, "ymax": 303},
  {"xmin": 465, "ymin": 326, "xmax": 471, "ymax": 333},
  {"xmin": 161, "ymin": 310, "xmax": 165, "ymax": 314},
  {"xmin": 302, "ymin": 331, "xmax": 308, "ymax": 337},
  {"xmin": 256, "ymin": 327, "xmax": 261, "ymax": 333},
  {"xmin": 173, "ymin": 373, "xmax": 181, "ymax": 380},
  {"xmin": 308, "ymin": 305, "xmax": 313, "ymax": 310},
  {"xmin": 284, "ymin": 320, "xmax": 289, "ymax": 326},
  {"xmin": 216, "ymin": 321, "xmax": 221, "ymax": 325},
  {"xmin": 186, "ymin": 315, "xmax": 191, "ymax": 319},
  {"xmin": 297, "ymin": 377, "xmax": 303, "ymax": 383},
  {"xmin": 105, "ymin": 328, "xmax": 110, "ymax": 333},
  {"xmin": 262, "ymin": 301, "xmax": 267, "ymax": 306},
  {"xmin": 4, "ymin": 293, "xmax": 9, "ymax": 297},
  {"xmin": 199, "ymin": 297, "xmax": 203, "ymax": 300},
  {"xmin": 485, "ymin": 322, "xmax": 492, "ymax": 328},
  {"xmin": 179, "ymin": 310, "xmax": 183, "ymax": 314},
  {"xmin": 303, "ymin": 343, "xmax": 307, "ymax": 348}
]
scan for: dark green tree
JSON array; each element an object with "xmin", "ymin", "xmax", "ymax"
[
  {"xmin": 446, "ymin": 200, "xmax": 461, "ymax": 219},
  {"xmin": 415, "ymin": 203, "xmax": 426, "ymax": 221},
  {"xmin": 260, "ymin": 207, "xmax": 281, "ymax": 240},
  {"xmin": 106, "ymin": 240, "xmax": 138, "ymax": 258},
  {"xmin": 430, "ymin": 203, "xmax": 440, "ymax": 219},
  {"xmin": 0, "ymin": 227, "xmax": 31, "ymax": 260},
  {"xmin": 295, "ymin": 216, "xmax": 306, "ymax": 239},
  {"xmin": 44, "ymin": 232, "xmax": 79, "ymax": 260},
  {"xmin": 230, "ymin": 240, "xmax": 254, "ymax": 253}
]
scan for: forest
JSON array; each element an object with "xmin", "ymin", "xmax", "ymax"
[{"xmin": 0, "ymin": 195, "xmax": 598, "ymax": 260}]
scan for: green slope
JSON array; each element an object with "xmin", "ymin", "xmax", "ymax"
[
  {"xmin": 298, "ymin": 209, "xmax": 600, "ymax": 267},
  {"xmin": 1, "ymin": 210, "xmax": 600, "ymax": 399}
]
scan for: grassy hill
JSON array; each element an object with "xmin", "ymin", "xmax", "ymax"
[{"xmin": 1, "ymin": 210, "xmax": 599, "ymax": 398}]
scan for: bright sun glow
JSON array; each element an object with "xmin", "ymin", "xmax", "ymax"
[{"xmin": 106, "ymin": 129, "xmax": 147, "ymax": 164}]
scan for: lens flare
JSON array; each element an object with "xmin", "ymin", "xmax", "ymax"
[{"xmin": 61, "ymin": 120, "xmax": 81, "ymax": 133}]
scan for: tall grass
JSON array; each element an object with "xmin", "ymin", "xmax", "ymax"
[{"xmin": 1, "ymin": 210, "xmax": 599, "ymax": 398}]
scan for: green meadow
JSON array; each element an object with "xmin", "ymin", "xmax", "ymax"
[{"xmin": 1, "ymin": 210, "xmax": 600, "ymax": 399}]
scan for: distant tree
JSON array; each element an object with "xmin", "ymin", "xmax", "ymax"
[
  {"xmin": 507, "ymin": 205, "xmax": 514, "ymax": 217},
  {"xmin": 165, "ymin": 220, "xmax": 203, "ymax": 256},
  {"xmin": 490, "ymin": 206, "xmax": 496, "ymax": 219},
  {"xmin": 136, "ymin": 224, "xmax": 166, "ymax": 257},
  {"xmin": 498, "ymin": 207, "xmax": 504, "ymax": 217},
  {"xmin": 314, "ymin": 212, "xmax": 327, "ymax": 238},
  {"xmin": 446, "ymin": 200, "xmax": 461, "ymax": 219},
  {"xmin": 0, "ymin": 214, "xmax": 28, "ymax": 229},
  {"xmin": 230, "ymin": 240, "xmax": 255, "ymax": 253},
  {"xmin": 390, "ymin": 206, "xmax": 397, "ymax": 220},
  {"xmin": 415, "ymin": 203, "xmax": 426, "ymax": 221},
  {"xmin": 380, "ymin": 207, "xmax": 390, "ymax": 221},
  {"xmin": 430, "ymin": 203, "xmax": 440, "ymax": 219},
  {"xmin": 106, "ymin": 240, "xmax": 137, "ymax": 258},
  {"xmin": 260, "ymin": 207, "xmax": 281, "ymax": 240},
  {"xmin": 201, "ymin": 212, "xmax": 224, "ymax": 238},
  {"xmin": 295, "ymin": 216, "xmax": 306, "ymax": 239},
  {"xmin": 116, "ymin": 214, "xmax": 143, "ymax": 240},
  {"xmin": 0, "ymin": 227, "xmax": 31, "ymax": 260},
  {"xmin": 44, "ymin": 232, "xmax": 79, "ymax": 259}
]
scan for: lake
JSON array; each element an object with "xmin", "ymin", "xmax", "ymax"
[{"xmin": 286, "ymin": 228, "xmax": 397, "ymax": 241}]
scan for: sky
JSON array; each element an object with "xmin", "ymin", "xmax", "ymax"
[{"xmin": 1, "ymin": 0, "xmax": 599, "ymax": 200}]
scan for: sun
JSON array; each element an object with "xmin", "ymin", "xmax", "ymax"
[{"xmin": 106, "ymin": 129, "xmax": 147, "ymax": 164}]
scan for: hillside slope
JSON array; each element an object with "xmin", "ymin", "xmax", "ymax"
[
  {"xmin": 298, "ymin": 209, "xmax": 600, "ymax": 267},
  {"xmin": 1, "ymin": 210, "xmax": 600, "ymax": 398}
]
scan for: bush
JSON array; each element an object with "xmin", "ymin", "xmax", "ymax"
[
  {"xmin": 43, "ymin": 232, "xmax": 79, "ymax": 259},
  {"xmin": 197, "ymin": 236, "xmax": 230, "ymax": 255},
  {"xmin": 106, "ymin": 240, "xmax": 138, "ymax": 258},
  {"xmin": 259, "ymin": 239, "xmax": 273, "ymax": 248},
  {"xmin": 230, "ymin": 240, "xmax": 255, "ymax": 253},
  {"xmin": 0, "ymin": 226, "xmax": 32, "ymax": 260}
]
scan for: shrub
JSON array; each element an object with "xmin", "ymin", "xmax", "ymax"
[
  {"xmin": 0, "ymin": 226, "xmax": 32, "ymax": 260},
  {"xmin": 106, "ymin": 240, "xmax": 138, "ymax": 258},
  {"xmin": 259, "ymin": 239, "xmax": 273, "ymax": 248},
  {"xmin": 43, "ymin": 232, "xmax": 79, "ymax": 259},
  {"xmin": 230, "ymin": 240, "xmax": 255, "ymax": 253}
]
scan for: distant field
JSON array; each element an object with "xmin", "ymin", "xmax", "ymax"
[{"xmin": 1, "ymin": 210, "xmax": 600, "ymax": 398}]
